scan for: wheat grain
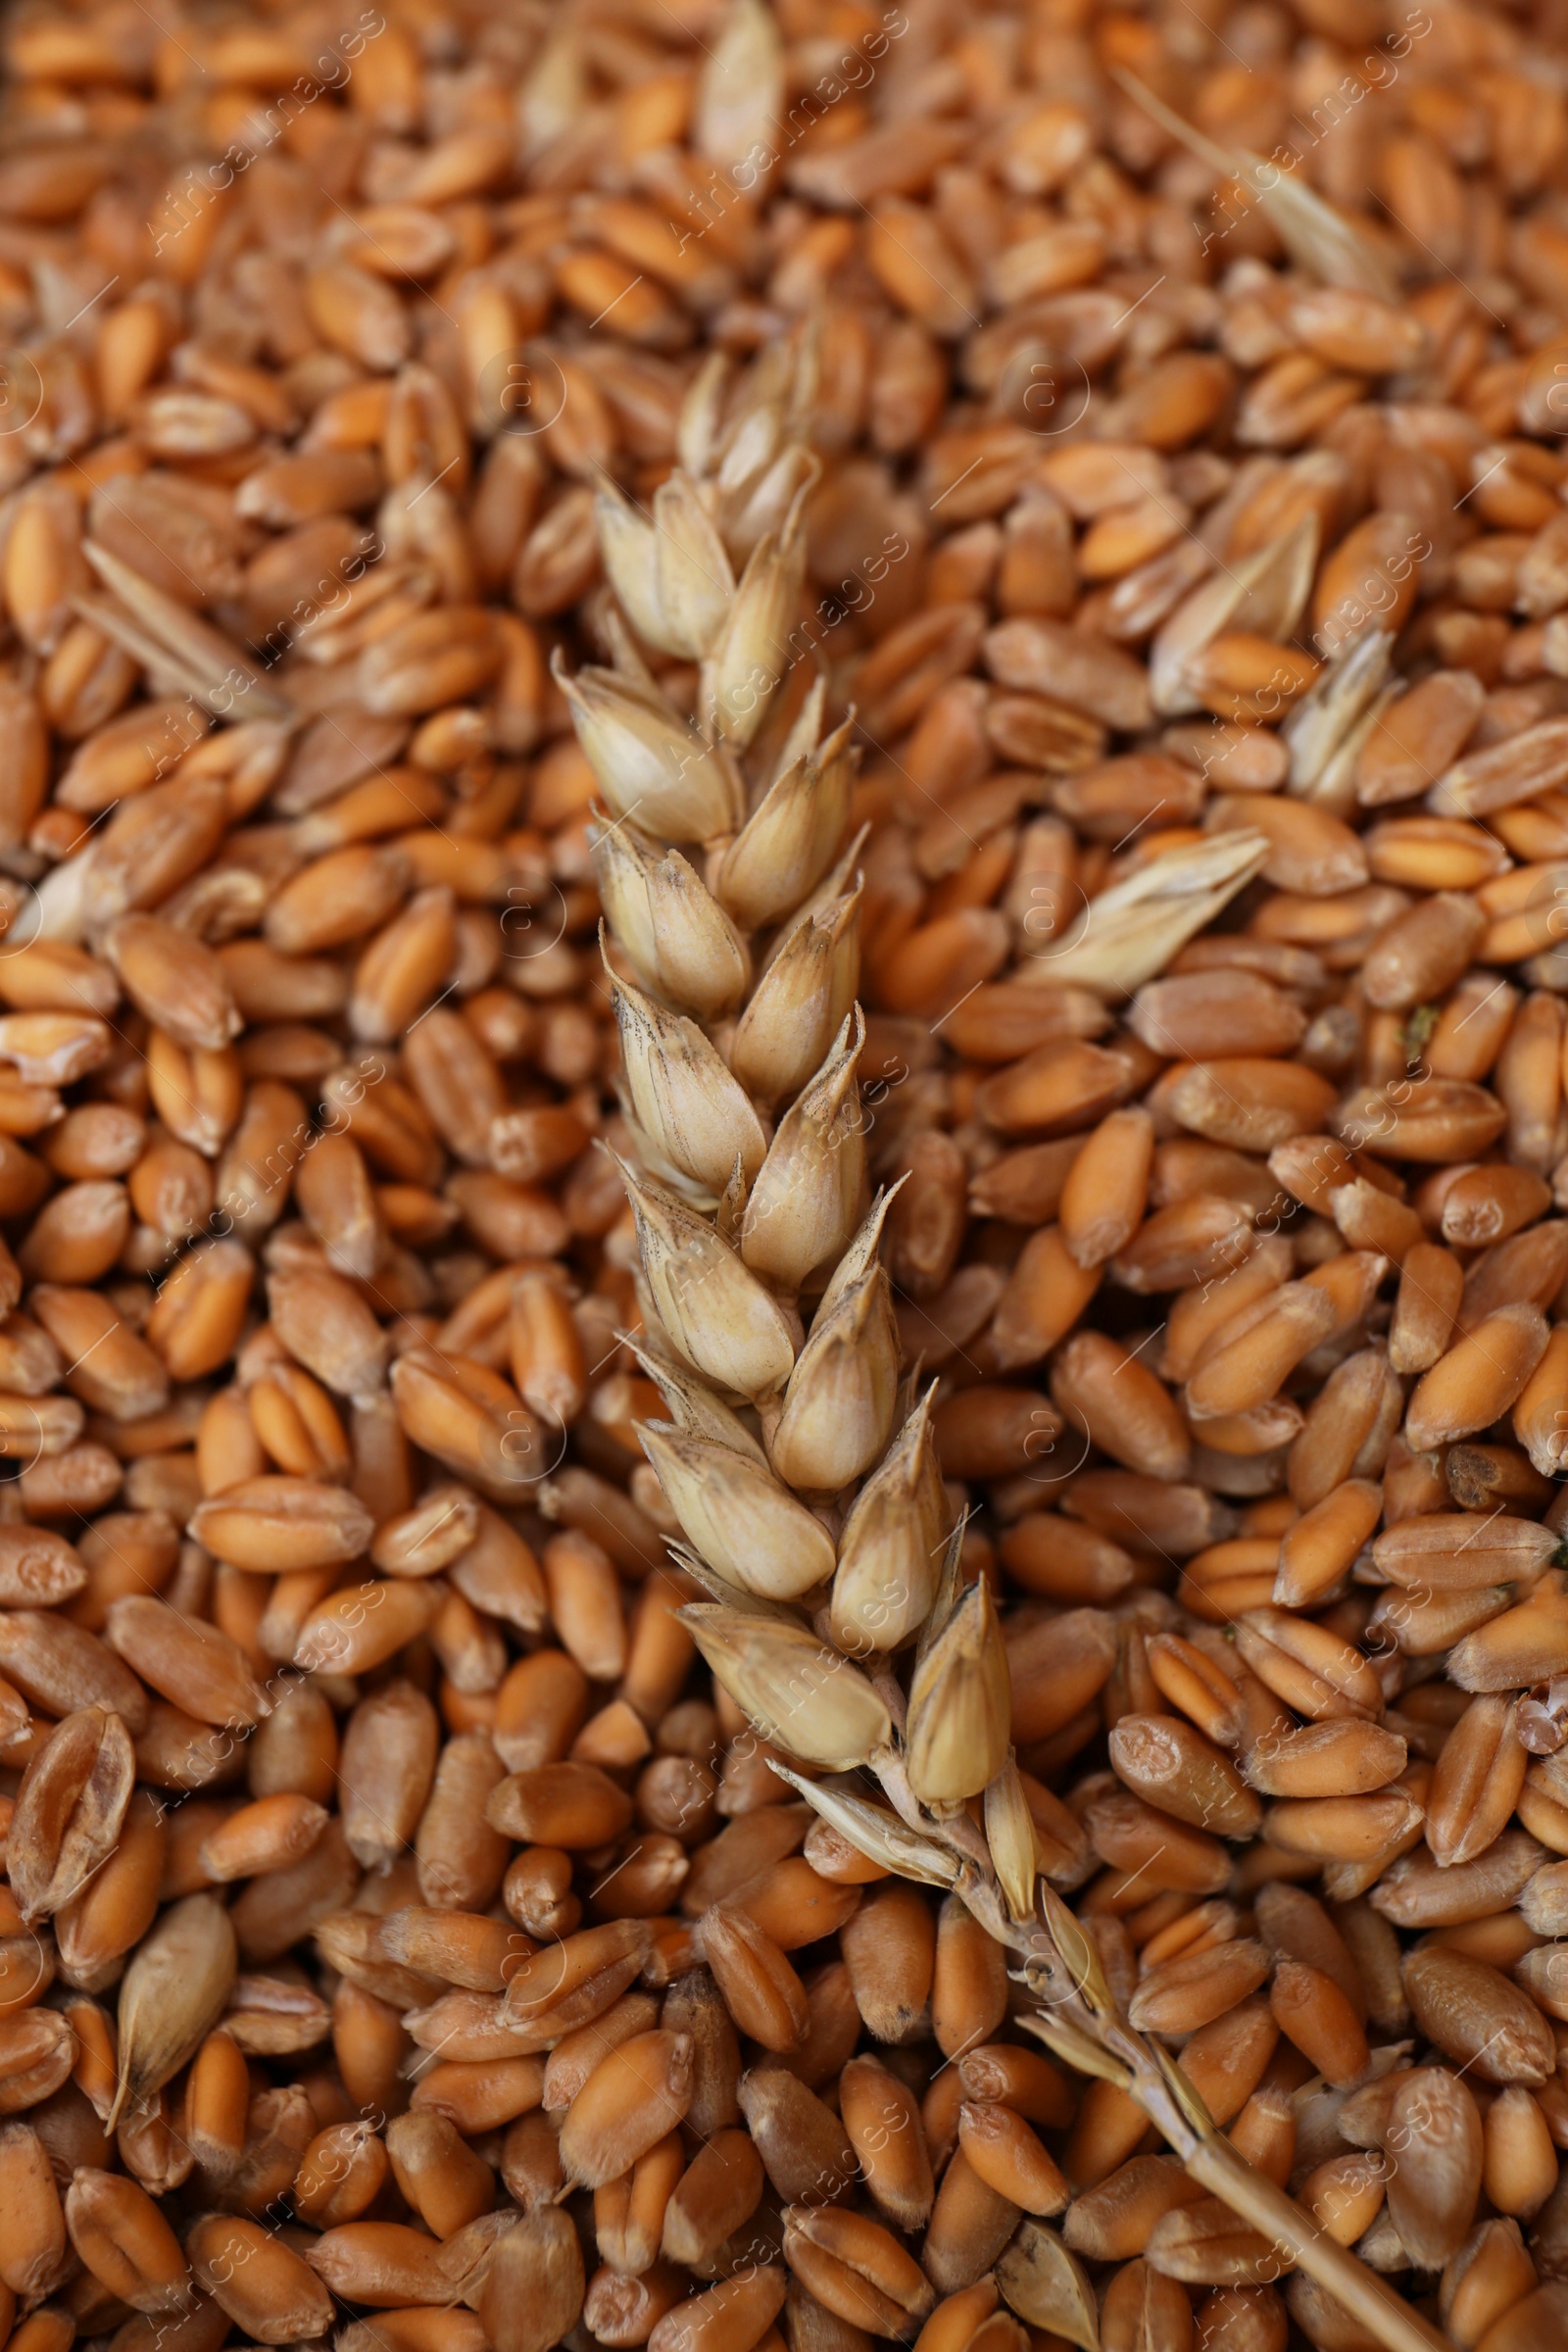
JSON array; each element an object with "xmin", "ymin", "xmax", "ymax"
[{"xmin": 3, "ymin": 0, "xmax": 1568, "ymax": 2343}]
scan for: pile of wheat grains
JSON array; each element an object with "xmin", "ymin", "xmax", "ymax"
[{"xmin": 5, "ymin": 0, "xmax": 1568, "ymax": 2347}]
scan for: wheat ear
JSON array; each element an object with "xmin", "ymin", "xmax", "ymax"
[{"xmin": 561, "ymin": 331, "xmax": 1448, "ymax": 2352}]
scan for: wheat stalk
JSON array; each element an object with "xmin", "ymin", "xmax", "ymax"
[{"xmin": 562, "ymin": 331, "xmax": 1448, "ymax": 2352}]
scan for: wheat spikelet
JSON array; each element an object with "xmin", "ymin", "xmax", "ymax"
[{"xmin": 564, "ymin": 335, "xmax": 1446, "ymax": 2352}]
